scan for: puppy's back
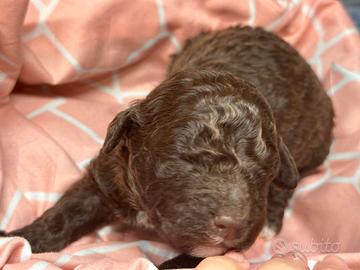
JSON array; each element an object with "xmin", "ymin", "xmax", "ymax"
[{"xmin": 168, "ymin": 26, "xmax": 334, "ymax": 174}]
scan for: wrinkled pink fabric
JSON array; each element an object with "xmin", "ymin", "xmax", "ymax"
[{"xmin": 0, "ymin": 0, "xmax": 359, "ymax": 269}]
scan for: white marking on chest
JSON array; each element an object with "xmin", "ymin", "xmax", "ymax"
[{"xmin": 136, "ymin": 211, "xmax": 155, "ymax": 230}]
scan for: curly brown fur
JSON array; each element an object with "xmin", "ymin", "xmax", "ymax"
[{"xmin": 1, "ymin": 26, "xmax": 333, "ymax": 264}]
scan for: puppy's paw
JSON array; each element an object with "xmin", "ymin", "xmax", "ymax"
[
  {"xmin": 158, "ymin": 254, "xmax": 204, "ymax": 270},
  {"xmin": 260, "ymin": 225, "xmax": 277, "ymax": 241}
]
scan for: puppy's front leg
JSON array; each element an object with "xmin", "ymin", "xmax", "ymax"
[
  {"xmin": 3, "ymin": 174, "xmax": 115, "ymax": 253},
  {"xmin": 158, "ymin": 254, "xmax": 204, "ymax": 269},
  {"xmin": 261, "ymin": 140, "xmax": 298, "ymax": 239},
  {"xmin": 262, "ymin": 184, "xmax": 294, "ymax": 240}
]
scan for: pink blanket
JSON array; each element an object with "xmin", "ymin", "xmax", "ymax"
[{"xmin": 0, "ymin": 0, "xmax": 359, "ymax": 269}]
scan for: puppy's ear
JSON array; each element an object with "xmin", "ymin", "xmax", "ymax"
[
  {"xmin": 102, "ymin": 106, "xmax": 139, "ymax": 154},
  {"xmin": 273, "ymin": 139, "xmax": 299, "ymax": 190}
]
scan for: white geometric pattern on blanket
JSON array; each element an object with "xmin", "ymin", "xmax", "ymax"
[
  {"xmin": 23, "ymin": 192, "xmax": 62, "ymax": 203},
  {"xmin": 308, "ymin": 28, "xmax": 358, "ymax": 79},
  {"xmin": 329, "ymin": 63, "xmax": 360, "ymax": 96},
  {"xmin": 84, "ymin": 73, "xmax": 150, "ymax": 104},
  {"xmin": 27, "ymin": 261, "xmax": 50, "ymax": 270},
  {"xmin": 0, "ymin": 43, "xmax": 17, "ymax": 86},
  {"xmin": 248, "ymin": 0, "xmax": 256, "ymax": 26},
  {"xmin": 267, "ymin": 0, "xmax": 359, "ymax": 79},
  {"xmin": 23, "ymin": 0, "xmax": 83, "ymax": 73},
  {"xmin": 0, "ymin": 71, "xmax": 6, "ymax": 83},
  {"xmin": 126, "ymin": 0, "xmax": 180, "ymax": 64},
  {"xmin": 54, "ymin": 241, "xmax": 178, "ymax": 267},
  {"xmin": 0, "ymin": 51, "xmax": 17, "ymax": 67},
  {"xmin": 0, "ymin": 191, "xmax": 22, "ymax": 230},
  {"xmin": 266, "ymin": 0, "xmax": 300, "ymax": 31},
  {"xmin": 23, "ymin": 0, "xmax": 112, "ymax": 75}
]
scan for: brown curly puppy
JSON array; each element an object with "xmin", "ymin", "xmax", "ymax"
[{"xmin": 1, "ymin": 26, "xmax": 334, "ymax": 262}]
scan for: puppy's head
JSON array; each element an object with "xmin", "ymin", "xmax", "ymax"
[{"xmin": 102, "ymin": 70, "xmax": 298, "ymax": 256}]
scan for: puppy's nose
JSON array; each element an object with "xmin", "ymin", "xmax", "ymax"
[
  {"xmin": 214, "ymin": 215, "xmax": 241, "ymax": 248},
  {"xmin": 214, "ymin": 215, "xmax": 238, "ymax": 230}
]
